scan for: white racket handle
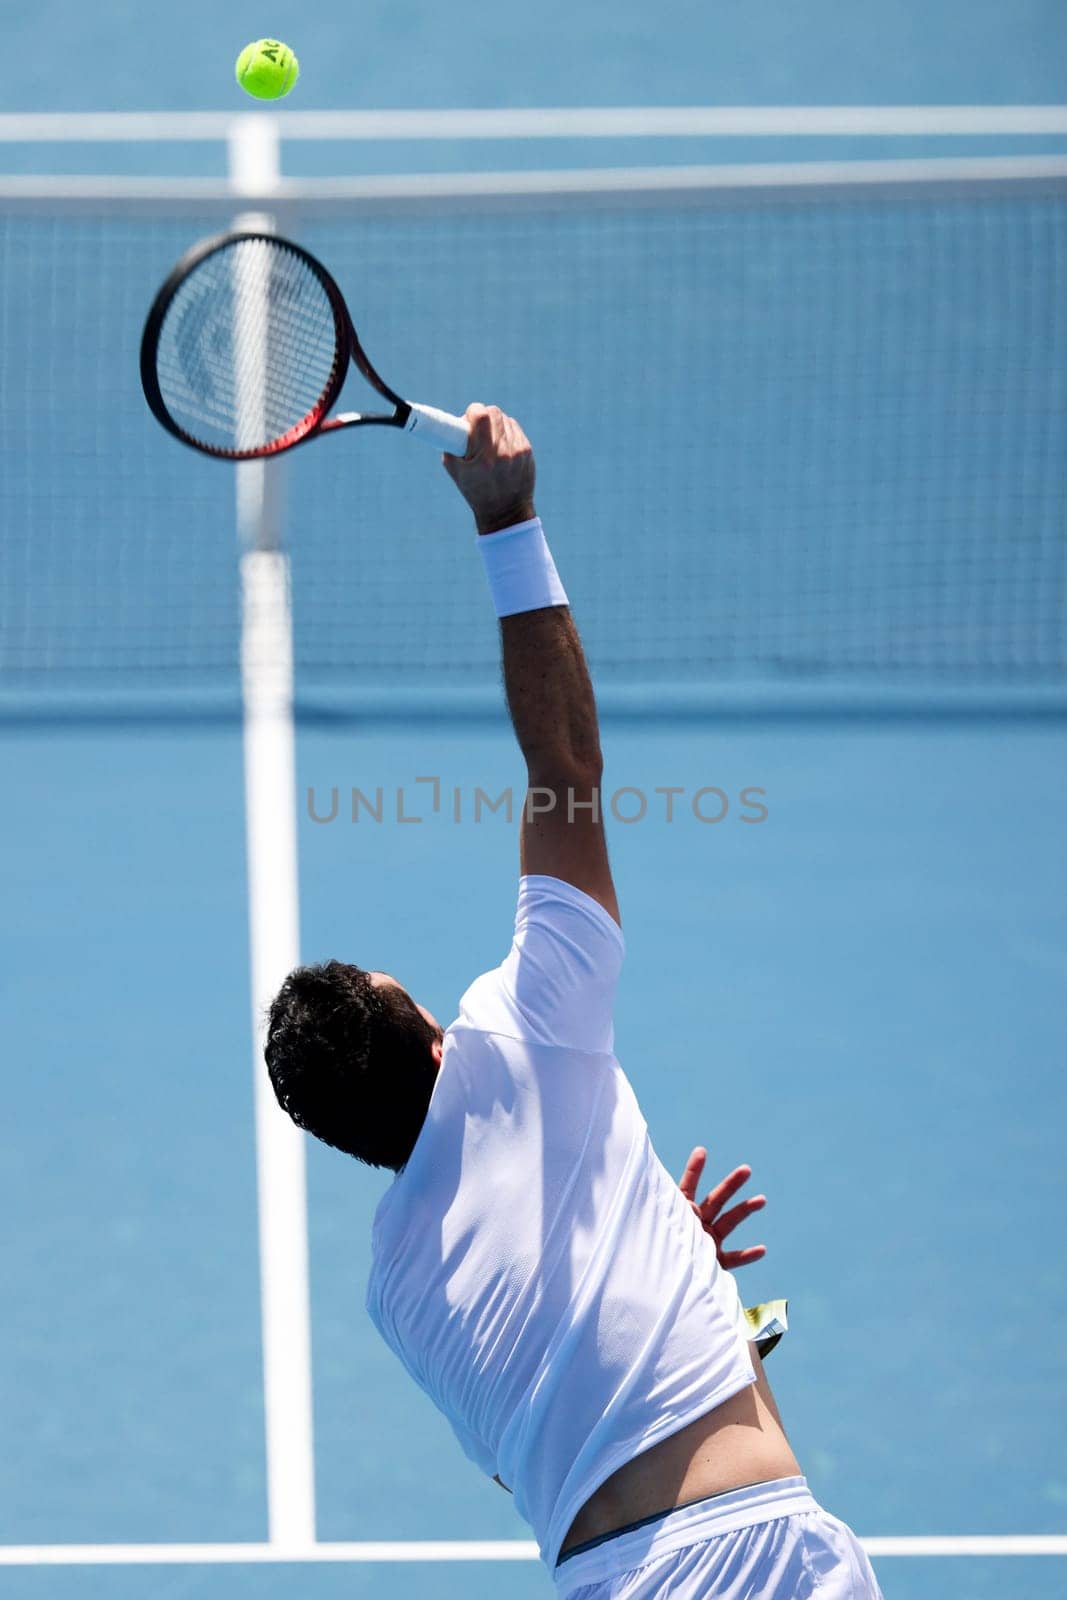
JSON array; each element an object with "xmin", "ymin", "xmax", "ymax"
[{"xmin": 403, "ymin": 402, "xmax": 470, "ymax": 456}]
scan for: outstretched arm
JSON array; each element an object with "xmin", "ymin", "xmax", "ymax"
[{"xmin": 445, "ymin": 406, "xmax": 619, "ymax": 925}]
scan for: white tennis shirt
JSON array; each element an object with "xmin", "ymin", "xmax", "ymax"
[{"xmin": 365, "ymin": 875, "xmax": 756, "ymax": 1568}]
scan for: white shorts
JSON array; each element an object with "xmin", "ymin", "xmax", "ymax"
[{"xmin": 552, "ymin": 1476, "xmax": 883, "ymax": 1600}]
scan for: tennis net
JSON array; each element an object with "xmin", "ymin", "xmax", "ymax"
[{"xmin": 1, "ymin": 169, "xmax": 1065, "ymax": 711}]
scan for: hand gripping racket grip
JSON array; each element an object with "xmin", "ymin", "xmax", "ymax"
[{"xmin": 403, "ymin": 403, "xmax": 471, "ymax": 457}]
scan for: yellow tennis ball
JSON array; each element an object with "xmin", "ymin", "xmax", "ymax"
[{"xmin": 235, "ymin": 39, "xmax": 299, "ymax": 101}]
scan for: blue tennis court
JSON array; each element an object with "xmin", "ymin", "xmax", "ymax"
[
  {"xmin": 2, "ymin": 4, "xmax": 1067, "ymax": 1596},
  {"xmin": 2, "ymin": 715, "xmax": 1065, "ymax": 1597}
]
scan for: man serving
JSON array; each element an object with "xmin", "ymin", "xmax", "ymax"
[{"xmin": 266, "ymin": 407, "xmax": 882, "ymax": 1598}]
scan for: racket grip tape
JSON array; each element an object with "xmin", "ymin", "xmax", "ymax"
[{"xmin": 403, "ymin": 402, "xmax": 470, "ymax": 457}]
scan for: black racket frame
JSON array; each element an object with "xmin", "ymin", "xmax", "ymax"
[{"xmin": 139, "ymin": 230, "xmax": 415, "ymax": 461}]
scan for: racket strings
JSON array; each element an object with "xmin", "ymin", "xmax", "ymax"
[{"xmin": 154, "ymin": 238, "xmax": 342, "ymax": 453}]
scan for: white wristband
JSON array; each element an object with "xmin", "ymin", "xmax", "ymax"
[{"xmin": 477, "ymin": 518, "xmax": 569, "ymax": 618}]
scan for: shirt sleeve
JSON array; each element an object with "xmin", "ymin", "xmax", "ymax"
[{"xmin": 457, "ymin": 875, "xmax": 624, "ymax": 1053}]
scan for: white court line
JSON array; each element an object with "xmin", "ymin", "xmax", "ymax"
[
  {"xmin": 240, "ymin": 551, "xmax": 317, "ymax": 1553},
  {"xmin": 234, "ymin": 154, "xmax": 316, "ymax": 1544},
  {"xmin": 0, "ymin": 1537, "xmax": 1065, "ymax": 1565},
  {"xmin": 1, "ymin": 105, "xmax": 1067, "ymax": 141}
]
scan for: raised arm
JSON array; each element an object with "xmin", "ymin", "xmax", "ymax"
[{"xmin": 444, "ymin": 406, "xmax": 619, "ymax": 925}]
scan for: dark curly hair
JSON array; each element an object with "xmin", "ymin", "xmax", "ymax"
[{"xmin": 265, "ymin": 961, "xmax": 441, "ymax": 1172}]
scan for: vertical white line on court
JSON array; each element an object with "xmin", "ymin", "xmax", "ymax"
[
  {"xmin": 239, "ymin": 539, "xmax": 316, "ymax": 1549},
  {"xmin": 231, "ymin": 114, "xmax": 316, "ymax": 1552}
]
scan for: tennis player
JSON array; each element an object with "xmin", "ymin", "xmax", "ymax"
[{"xmin": 266, "ymin": 406, "xmax": 883, "ymax": 1598}]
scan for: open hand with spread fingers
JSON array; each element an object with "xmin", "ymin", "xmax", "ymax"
[{"xmin": 678, "ymin": 1148, "xmax": 767, "ymax": 1270}]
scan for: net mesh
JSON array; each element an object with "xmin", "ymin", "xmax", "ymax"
[
  {"xmin": 153, "ymin": 235, "xmax": 342, "ymax": 454},
  {"xmin": 1, "ymin": 183, "xmax": 1065, "ymax": 705}
]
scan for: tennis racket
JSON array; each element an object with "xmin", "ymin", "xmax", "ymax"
[{"xmin": 139, "ymin": 230, "xmax": 470, "ymax": 460}]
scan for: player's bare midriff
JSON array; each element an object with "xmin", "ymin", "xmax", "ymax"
[{"xmin": 558, "ymin": 1343, "xmax": 801, "ymax": 1560}]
